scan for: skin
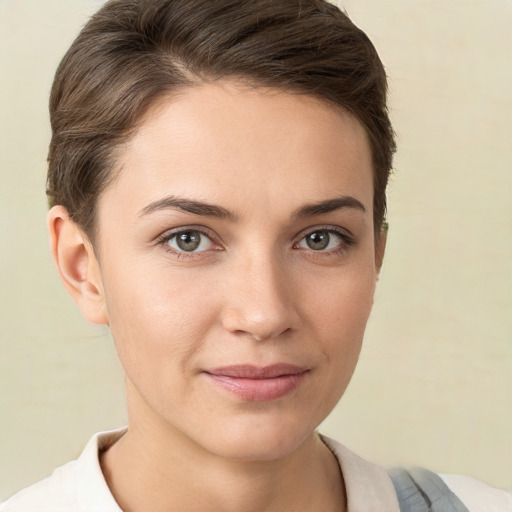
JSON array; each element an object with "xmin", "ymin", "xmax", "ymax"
[{"xmin": 48, "ymin": 82, "xmax": 385, "ymax": 512}]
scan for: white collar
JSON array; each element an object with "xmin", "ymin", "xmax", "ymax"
[
  {"xmin": 320, "ymin": 434, "xmax": 400, "ymax": 512},
  {"xmin": 73, "ymin": 428, "xmax": 399, "ymax": 511}
]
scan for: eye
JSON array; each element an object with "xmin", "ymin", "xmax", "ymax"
[
  {"xmin": 166, "ymin": 229, "xmax": 213, "ymax": 253},
  {"xmin": 296, "ymin": 229, "xmax": 347, "ymax": 251}
]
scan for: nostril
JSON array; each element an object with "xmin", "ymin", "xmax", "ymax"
[{"xmin": 228, "ymin": 322, "xmax": 295, "ymax": 342}]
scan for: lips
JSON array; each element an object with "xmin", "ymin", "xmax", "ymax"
[{"xmin": 203, "ymin": 364, "xmax": 309, "ymax": 401}]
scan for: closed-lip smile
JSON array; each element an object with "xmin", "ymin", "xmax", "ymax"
[{"xmin": 203, "ymin": 364, "xmax": 309, "ymax": 401}]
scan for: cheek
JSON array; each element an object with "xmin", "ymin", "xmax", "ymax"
[
  {"xmin": 304, "ymin": 262, "xmax": 376, "ymax": 377},
  {"xmin": 306, "ymin": 262, "xmax": 376, "ymax": 336},
  {"xmin": 101, "ymin": 260, "xmax": 220, "ymax": 384}
]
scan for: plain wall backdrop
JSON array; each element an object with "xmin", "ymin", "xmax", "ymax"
[{"xmin": 1, "ymin": 0, "xmax": 511, "ymax": 500}]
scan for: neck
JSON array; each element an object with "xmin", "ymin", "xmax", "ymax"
[{"xmin": 100, "ymin": 402, "xmax": 346, "ymax": 512}]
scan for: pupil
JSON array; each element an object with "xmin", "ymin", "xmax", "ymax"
[
  {"xmin": 177, "ymin": 231, "xmax": 201, "ymax": 251},
  {"xmin": 307, "ymin": 231, "xmax": 329, "ymax": 250}
]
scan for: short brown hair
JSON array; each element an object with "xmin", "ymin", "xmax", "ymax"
[{"xmin": 47, "ymin": 0, "xmax": 395, "ymax": 240}]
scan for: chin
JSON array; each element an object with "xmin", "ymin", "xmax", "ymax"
[{"xmin": 196, "ymin": 413, "xmax": 318, "ymax": 462}]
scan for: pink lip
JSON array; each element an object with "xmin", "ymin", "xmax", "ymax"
[{"xmin": 203, "ymin": 364, "xmax": 309, "ymax": 402}]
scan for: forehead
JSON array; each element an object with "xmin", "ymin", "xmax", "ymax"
[{"xmin": 99, "ymin": 82, "xmax": 373, "ymax": 225}]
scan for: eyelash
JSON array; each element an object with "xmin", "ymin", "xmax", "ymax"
[
  {"xmin": 155, "ymin": 227, "xmax": 221, "ymax": 260},
  {"xmin": 293, "ymin": 226, "xmax": 356, "ymax": 257},
  {"xmin": 155, "ymin": 225, "xmax": 355, "ymax": 259}
]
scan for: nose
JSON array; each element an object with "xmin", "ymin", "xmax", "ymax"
[{"xmin": 220, "ymin": 254, "xmax": 301, "ymax": 341}]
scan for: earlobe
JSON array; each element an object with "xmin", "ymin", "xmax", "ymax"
[{"xmin": 47, "ymin": 206, "xmax": 108, "ymax": 325}]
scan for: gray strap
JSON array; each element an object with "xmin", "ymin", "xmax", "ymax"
[{"xmin": 388, "ymin": 468, "xmax": 469, "ymax": 512}]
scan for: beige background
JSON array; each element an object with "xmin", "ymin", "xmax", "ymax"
[{"xmin": 1, "ymin": 0, "xmax": 511, "ymax": 500}]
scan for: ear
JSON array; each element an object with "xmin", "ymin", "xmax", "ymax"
[
  {"xmin": 47, "ymin": 205, "xmax": 108, "ymax": 324},
  {"xmin": 374, "ymin": 221, "xmax": 388, "ymax": 275}
]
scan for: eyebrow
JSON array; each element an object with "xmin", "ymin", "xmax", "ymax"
[
  {"xmin": 139, "ymin": 196, "xmax": 238, "ymax": 221},
  {"xmin": 293, "ymin": 196, "xmax": 366, "ymax": 219},
  {"xmin": 138, "ymin": 194, "xmax": 365, "ymax": 221}
]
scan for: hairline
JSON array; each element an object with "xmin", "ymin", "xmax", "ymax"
[{"xmin": 84, "ymin": 78, "xmax": 381, "ymax": 247}]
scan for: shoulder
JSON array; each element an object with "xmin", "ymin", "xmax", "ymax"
[
  {"xmin": 1, "ymin": 429, "xmax": 126, "ymax": 512},
  {"xmin": 0, "ymin": 462, "xmax": 76, "ymax": 512},
  {"xmin": 320, "ymin": 434, "xmax": 512, "ymax": 512},
  {"xmin": 390, "ymin": 466, "xmax": 512, "ymax": 512},
  {"xmin": 1, "ymin": 459, "xmax": 82, "ymax": 512},
  {"xmin": 438, "ymin": 473, "xmax": 512, "ymax": 512}
]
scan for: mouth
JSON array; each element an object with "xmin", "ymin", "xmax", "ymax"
[{"xmin": 203, "ymin": 364, "xmax": 309, "ymax": 402}]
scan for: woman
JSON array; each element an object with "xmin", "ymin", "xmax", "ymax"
[{"xmin": 2, "ymin": 1, "xmax": 510, "ymax": 510}]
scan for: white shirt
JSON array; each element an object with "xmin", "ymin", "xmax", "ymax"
[{"xmin": 2, "ymin": 428, "xmax": 511, "ymax": 512}]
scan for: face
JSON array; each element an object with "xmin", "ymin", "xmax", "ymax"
[{"xmin": 93, "ymin": 82, "xmax": 380, "ymax": 461}]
